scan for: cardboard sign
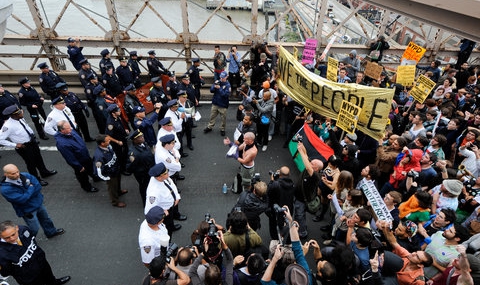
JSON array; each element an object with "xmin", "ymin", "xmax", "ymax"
[
  {"xmin": 277, "ymin": 46, "xmax": 394, "ymax": 139},
  {"xmin": 358, "ymin": 179, "xmax": 393, "ymax": 221},
  {"xmin": 401, "ymin": 41, "xmax": 426, "ymax": 64},
  {"xmin": 337, "ymin": 100, "xmax": 361, "ymax": 134},
  {"xmin": 396, "ymin": 65, "xmax": 416, "ymax": 87},
  {"xmin": 364, "ymin": 61, "xmax": 383, "ymax": 80},
  {"xmin": 302, "ymin": 38, "xmax": 317, "ymax": 65},
  {"xmin": 327, "ymin": 57, "xmax": 338, "ymax": 82},
  {"xmin": 410, "ymin": 74, "xmax": 436, "ymax": 103}
]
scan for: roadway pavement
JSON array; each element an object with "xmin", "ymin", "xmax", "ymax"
[{"xmin": 0, "ymin": 102, "xmax": 328, "ymax": 285}]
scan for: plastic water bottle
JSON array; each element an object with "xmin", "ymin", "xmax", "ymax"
[{"xmin": 222, "ymin": 183, "xmax": 228, "ymax": 194}]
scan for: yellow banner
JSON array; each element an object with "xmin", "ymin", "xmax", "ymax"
[
  {"xmin": 277, "ymin": 46, "xmax": 394, "ymax": 139},
  {"xmin": 410, "ymin": 74, "xmax": 436, "ymax": 103},
  {"xmin": 396, "ymin": 65, "xmax": 416, "ymax": 87},
  {"xmin": 337, "ymin": 100, "xmax": 361, "ymax": 134},
  {"xmin": 327, "ymin": 57, "xmax": 338, "ymax": 82}
]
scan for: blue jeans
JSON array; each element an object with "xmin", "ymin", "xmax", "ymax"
[{"xmin": 23, "ymin": 204, "xmax": 57, "ymax": 237}]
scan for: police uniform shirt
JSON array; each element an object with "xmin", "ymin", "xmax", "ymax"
[
  {"xmin": 154, "ymin": 146, "xmax": 181, "ymax": 176},
  {"xmin": 178, "ymin": 100, "xmax": 195, "ymax": 119},
  {"xmin": 166, "ymin": 80, "xmax": 179, "ymax": 98},
  {"xmin": 63, "ymin": 92, "xmax": 85, "ymax": 113},
  {"xmin": 39, "ymin": 71, "xmax": 64, "ymax": 97},
  {"xmin": 18, "ymin": 86, "xmax": 42, "ymax": 110},
  {"xmin": 138, "ymin": 219, "xmax": 169, "ymax": 264},
  {"xmin": 144, "ymin": 177, "xmax": 180, "ymax": 214},
  {"xmin": 187, "ymin": 65, "xmax": 201, "ymax": 85},
  {"xmin": 44, "ymin": 106, "xmax": 77, "ymax": 136},
  {"xmin": 0, "ymin": 118, "xmax": 34, "ymax": 147},
  {"xmin": 106, "ymin": 115, "xmax": 128, "ymax": 141},
  {"xmin": 165, "ymin": 109, "xmax": 183, "ymax": 133},
  {"xmin": 157, "ymin": 129, "xmax": 181, "ymax": 151}
]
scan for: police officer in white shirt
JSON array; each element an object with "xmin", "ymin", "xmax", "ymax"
[
  {"xmin": 139, "ymin": 206, "xmax": 170, "ymax": 267},
  {"xmin": 145, "ymin": 163, "xmax": 187, "ymax": 237},
  {"xmin": 44, "ymin": 96, "xmax": 77, "ymax": 136},
  {"xmin": 155, "ymin": 134, "xmax": 184, "ymax": 181},
  {"xmin": 0, "ymin": 105, "xmax": 56, "ymax": 186},
  {"xmin": 157, "ymin": 117, "xmax": 181, "ymax": 151}
]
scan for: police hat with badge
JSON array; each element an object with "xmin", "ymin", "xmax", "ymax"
[
  {"xmin": 55, "ymin": 82, "xmax": 68, "ymax": 91},
  {"xmin": 159, "ymin": 134, "xmax": 175, "ymax": 146},
  {"xmin": 79, "ymin": 59, "xmax": 89, "ymax": 66},
  {"xmin": 52, "ymin": 96, "xmax": 65, "ymax": 105},
  {"xmin": 128, "ymin": 129, "xmax": 144, "ymax": 141},
  {"xmin": 148, "ymin": 50, "xmax": 156, "ymax": 56},
  {"xmin": 129, "ymin": 50, "xmax": 138, "ymax": 57},
  {"xmin": 148, "ymin": 162, "xmax": 168, "ymax": 177},
  {"xmin": 167, "ymin": 71, "xmax": 175, "ymax": 77},
  {"xmin": 106, "ymin": 104, "xmax": 120, "ymax": 113},
  {"xmin": 180, "ymin": 74, "xmax": 189, "ymax": 80},
  {"xmin": 167, "ymin": 99, "xmax": 178, "ymax": 108},
  {"xmin": 18, "ymin": 77, "xmax": 30, "ymax": 85},
  {"xmin": 100, "ymin": 49, "xmax": 110, "ymax": 57},
  {"xmin": 2, "ymin": 105, "xmax": 23, "ymax": 117},
  {"xmin": 124, "ymin": 84, "xmax": 136, "ymax": 92},
  {"xmin": 37, "ymin": 62, "xmax": 49, "ymax": 69},
  {"xmin": 159, "ymin": 117, "xmax": 173, "ymax": 126},
  {"xmin": 132, "ymin": 106, "xmax": 145, "ymax": 115},
  {"xmin": 93, "ymin": 85, "xmax": 106, "ymax": 96},
  {"xmin": 151, "ymin": 77, "xmax": 161, "ymax": 84},
  {"xmin": 87, "ymin": 73, "xmax": 97, "ymax": 81}
]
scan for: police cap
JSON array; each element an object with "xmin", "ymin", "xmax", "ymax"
[
  {"xmin": 55, "ymin": 82, "xmax": 68, "ymax": 91},
  {"xmin": 167, "ymin": 99, "xmax": 178, "ymax": 107},
  {"xmin": 124, "ymin": 84, "xmax": 136, "ymax": 92},
  {"xmin": 177, "ymin": 90, "xmax": 187, "ymax": 96},
  {"xmin": 106, "ymin": 104, "xmax": 120, "ymax": 113},
  {"xmin": 180, "ymin": 74, "xmax": 189, "ymax": 80},
  {"xmin": 37, "ymin": 62, "xmax": 49, "ymax": 69},
  {"xmin": 2, "ymin": 105, "xmax": 22, "ymax": 116},
  {"xmin": 93, "ymin": 85, "xmax": 105, "ymax": 95},
  {"xmin": 132, "ymin": 106, "xmax": 145, "ymax": 114},
  {"xmin": 129, "ymin": 50, "xmax": 138, "ymax": 56},
  {"xmin": 128, "ymin": 129, "xmax": 143, "ymax": 141},
  {"xmin": 87, "ymin": 73, "xmax": 97, "ymax": 80},
  {"xmin": 167, "ymin": 71, "xmax": 175, "ymax": 77},
  {"xmin": 192, "ymin": 58, "xmax": 200, "ymax": 63},
  {"xmin": 145, "ymin": 206, "xmax": 166, "ymax": 224},
  {"xmin": 100, "ymin": 49, "xmax": 110, "ymax": 57},
  {"xmin": 18, "ymin": 77, "xmax": 29, "ymax": 85},
  {"xmin": 67, "ymin": 37, "xmax": 76, "ymax": 43},
  {"xmin": 148, "ymin": 162, "xmax": 168, "ymax": 177},
  {"xmin": 159, "ymin": 134, "xmax": 175, "ymax": 144},
  {"xmin": 148, "ymin": 50, "xmax": 156, "ymax": 55},
  {"xmin": 52, "ymin": 96, "xmax": 65, "ymax": 105},
  {"xmin": 159, "ymin": 117, "xmax": 172, "ymax": 126},
  {"xmin": 79, "ymin": 59, "xmax": 89, "ymax": 65},
  {"xmin": 151, "ymin": 77, "xmax": 161, "ymax": 83}
]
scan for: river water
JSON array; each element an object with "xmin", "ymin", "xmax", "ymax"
[{"xmin": 4, "ymin": 0, "xmax": 279, "ymax": 71}]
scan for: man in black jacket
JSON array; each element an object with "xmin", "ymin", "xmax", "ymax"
[
  {"xmin": 0, "ymin": 220, "xmax": 71, "ymax": 285},
  {"xmin": 267, "ymin": 166, "xmax": 296, "ymax": 240}
]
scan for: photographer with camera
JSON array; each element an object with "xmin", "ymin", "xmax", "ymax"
[
  {"xmin": 266, "ymin": 166, "xmax": 296, "ymax": 240},
  {"xmin": 168, "ymin": 246, "xmax": 207, "ymax": 283},
  {"xmin": 142, "ymin": 255, "xmax": 190, "ymax": 285},
  {"xmin": 189, "ymin": 231, "xmax": 234, "ymax": 285},
  {"xmin": 231, "ymin": 253, "xmax": 265, "ymax": 285},
  {"xmin": 261, "ymin": 205, "xmax": 313, "ymax": 285},
  {"xmin": 232, "ymin": 181, "xmax": 268, "ymax": 231}
]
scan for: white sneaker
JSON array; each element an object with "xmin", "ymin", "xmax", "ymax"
[
  {"xmin": 268, "ymin": 135, "xmax": 273, "ymax": 141},
  {"xmin": 262, "ymin": 145, "xmax": 268, "ymax": 151}
]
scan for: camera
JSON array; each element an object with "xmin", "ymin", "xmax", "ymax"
[
  {"xmin": 205, "ymin": 213, "xmax": 211, "ymax": 222},
  {"xmin": 269, "ymin": 170, "xmax": 280, "ymax": 180},
  {"xmin": 273, "ymin": 204, "xmax": 287, "ymax": 213},
  {"xmin": 251, "ymin": 173, "xmax": 261, "ymax": 185},
  {"xmin": 291, "ymin": 134, "xmax": 303, "ymax": 143},
  {"xmin": 237, "ymin": 88, "xmax": 243, "ymax": 93},
  {"xmin": 165, "ymin": 243, "xmax": 179, "ymax": 263},
  {"xmin": 464, "ymin": 177, "xmax": 477, "ymax": 190},
  {"xmin": 407, "ymin": 170, "xmax": 419, "ymax": 181},
  {"xmin": 214, "ymin": 80, "xmax": 220, "ymax": 85}
]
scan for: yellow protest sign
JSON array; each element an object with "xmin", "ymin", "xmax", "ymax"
[
  {"xmin": 327, "ymin": 57, "xmax": 338, "ymax": 82},
  {"xmin": 410, "ymin": 74, "xmax": 436, "ymax": 103},
  {"xmin": 396, "ymin": 65, "xmax": 416, "ymax": 87},
  {"xmin": 337, "ymin": 100, "xmax": 361, "ymax": 134},
  {"xmin": 277, "ymin": 46, "xmax": 394, "ymax": 139},
  {"xmin": 401, "ymin": 42, "xmax": 426, "ymax": 64},
  {"xmin": 364, "ymin": 61, "xmax": 383, "ymax": 80}
]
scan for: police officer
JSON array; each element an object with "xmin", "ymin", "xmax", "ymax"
[
  {"xmin": 156, "ymin": 134, "xmax": 184, "ymax": 182},
  {"xmin": 126, "ymin": 130, "xmax": 155, "ymax": 207},
  {"xmin": 145, "ymin": 162, "xmax": 186, "ymax": 236},
  {"xmin": 54, "ymin": 120, "xmax": 99, "ymax": 193},
  {"xmin": 128, "ymin": 50, "xmax": 143, "ymax": 88},
  {"xmin": 138, "ymin": 206, "xmax": 170, "ymax": 266},
  {"xmin": 187, "ymin": 58, "xmax": 203, "ymax": 103},
  {"xmin": 84, "ymin": 73, "xmax": 105, "ymax": 134},
  {"xmin": 37, "ymin": 62, "xmax": 65, "ymax": 99},
  {"xmin": 177, "ymin": 90, "xmax": 195, "ymax": 151},
  {"xmin": 133, "ymin": 104, "xmax": 161, "ymax": 147},
  {"xmin": 56, "ymin": 82, "xmax": 94, "ymax": 141},
  {"xmin": 0, "ymin": 105, "xmax": 57, "ymax": 186},
  {"xmin": 0, "ymin": 84, "xmax": 21, "ymax": 128},
  {"xmin": 166, "ymin": 71, "xmax": 180, "ymax": 100},
  {"xmin": 78, "ymin": 59, "xmax": 98, "ymax": 88},
  {"xmin": 99, "ymin": 48, "xmax": 114, "ymax": 76},
  {"xmin": 105, "ymin": 104, "xmax": 130, "ymax": 175},
  {"xmin": 147, "ymin": 50, "xmax": 167, "ymax": 79},
  {"xmin": 149, "ymin": 76, "xmax": 169, "ymax": 119},
  {"xmin": 93, "ymin": 85, "xmax": 109, "ymax": 134},
  {"xmin": 179, "ymin": 74, "xmax": 198, "ymax": 107},
  {"xmin": 123, "ymin": 84, "xmax": 143, "ymax": 127},
  {"xmin": 44, "ymin": 96, "xmax": 77, "ymax": 136},
  {"xmin": 66, "ymin": 37, "xmax": 84, "ymax": 71},
  {"xmin": 93, "ymin": 134, "xmax": 128, "ymax": 207},
  {"xmin": 102, "ymin": 65, "xmax": 123, "ymax": 97},
  {"xmin": 165, "ymin": 99, "xmax": 186, "ymax": 157},
  {"xmin": 17, "ymin": 77, "xmax": 48, "ymax": 140},
  {"xmin": 116, "ymin": 56, "xmax": 135, "ymax": 88}
]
